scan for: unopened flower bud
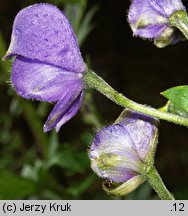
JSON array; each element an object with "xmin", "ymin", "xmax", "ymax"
[
  {"xmin": 89, "ymin": 109, "xmax": 159, "ymax": 196},
  {"xmin": 128, "ymin": 0, "xmax": 186, "ymax": 48}
]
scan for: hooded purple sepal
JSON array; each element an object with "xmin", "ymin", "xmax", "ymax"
[
  {"xmin": 115, "ymin": 108, "xmax": 159, "ymax": 165},
  {"xmin": 3, "ymin": 3, "xmax": 86, "ymax": 73},
  {"xmin": 89, "ymin": 108, "xmax": 159, "ymax": 195},
  {"xmin": 128, "ymin": 0, "xmax": 185, "ymax": 47},
  {"xmin": 4, "ymin": 4, "xmax": 87, "ymax": 132}
]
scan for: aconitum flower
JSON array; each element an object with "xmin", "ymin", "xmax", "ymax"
[
  {"xmin": 3, "ymin": 4, "xmax": 86, "ymax": 132},
  {"xmin": 89, "ymin": 109, "xmax": 159, "ymax": 195},
  {"xmin": 128, "ymin": 0, "xmax": 185, "ymax": 47}
]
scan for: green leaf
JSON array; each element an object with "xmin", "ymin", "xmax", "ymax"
[
  {"xmin": 167, "ymin": 102, "xmax": 188, "ymax": 118},
  {"xmin": 0, "ymin": 170, "xmax": 37, "ymax": 199},
  {"xmin": 46, "ymin": 143, "xmax": 90, "ymax": 175},
  {"xmin": 66, "ymin": 174, "xmax": 96, "ymax": 197},
  {"xmin": 161, "ymin": 86, "xmax": 188, "ymax": 113}
]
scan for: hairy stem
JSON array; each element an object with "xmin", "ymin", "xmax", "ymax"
[
  {"xmin": 84, "ymin": 70, "xmax": 188, "ymax": 127},
  {"xmin": 145, "ymin": 166, "xmax": 174, "ymax": 200}
]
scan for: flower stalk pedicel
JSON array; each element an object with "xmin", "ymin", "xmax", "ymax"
[
  {"xmin": 84, "ymin": 70, "xmax": 188, "ymax": 128},
  {"xmin": 128, "ymin": 0, "xmax": 186, "ymax": 47},
  {"xmin": 3, "ymin": 4, "xmax": 86, "ymax": 132},
  {"xmin": 89, "ymin": 109, "xmax": 174, "ymax": 199}
]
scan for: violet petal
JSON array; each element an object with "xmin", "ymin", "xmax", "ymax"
[
  {"xmin": 149, "ymin": 0, "xmax": 185, "ymax": 17},
  {"xmin": 115, "ymin": 109, "xmax": 159, "ymax": 162},
  {"xmin": 90, "ymin": 124, "xmax": 143, "ymax": 183},
  {"xmin": 11, "ymin": 56, "xmax": 83, "ymax": 102},
  {"xmin": 133, "ymin": 24, "xmax": 167, "ymax": 39},
  {"xmin": 44, "ymin": 89, "xmax": 83, "ymax": 133}
]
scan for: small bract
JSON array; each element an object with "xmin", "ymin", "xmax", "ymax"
[{"xmin": 3, "ymin": 4, "xmax": 87, "ymax": 132}]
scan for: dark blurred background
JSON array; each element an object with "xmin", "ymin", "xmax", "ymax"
[{"xmin": 0, "ymin": 0, "xmax": 188, "ymax": 199}]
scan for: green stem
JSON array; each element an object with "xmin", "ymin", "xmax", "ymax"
[
  {"xmin": 20, "ymin": 99, "xmax": 48, "ymax": 158},
  {"xmin": 145, "ymin": 166, "xmax": 174, "ymax": 200},
  {"xmin": 169, "ymin": 10, "xmax": 188, "ymax": 40},
  {"xmin": 84, "ymin": 70, "xmax": 188, "ymax": 127}
]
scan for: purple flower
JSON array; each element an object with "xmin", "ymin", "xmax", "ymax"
[
  {"xmin": 3, "ymin": 4, "xmax": 87, "ymax": 132},
  {"xmin": 128, "ymin": 0, "xmax": 185, "ymax": 47},
  {"xmin": 89, "ymin": 109, "xmax": 159, "ymax": 189}
]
